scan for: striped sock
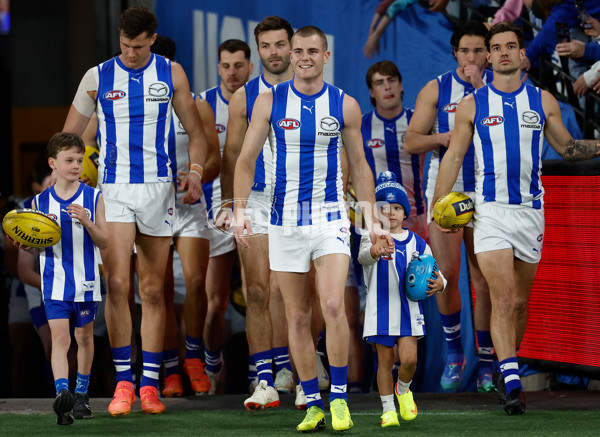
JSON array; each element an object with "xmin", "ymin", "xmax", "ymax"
[
  {"xmin": 253, "ymin": 350, "xmax": 274, "ymax": 386},
  {"xmin": 272, "ymin": 346, "xmax": 293, "ymax": 373},
  {"xmin": 111, "ymin": 345, "xmax": 132, "ymax": 383},
  {"xmin": 163, "ymin": 348, "xmax": 180, "ymax": 377},
  {"xmin": 205, "ymin": 348, "xmax": 223, "ymax": 374},
  {"xmin": 499, "ymin": 357, "xmax": 522, "ymax": 394},
  {"xmin": 75, "ymin": 372, "xmax": 90, "ymax": 394},
  {"xmin": 476, "ymin": 330, "xmax": 494, "ymax": 376},
  {"xmin": 185, "ymin": 335, "xmax": 204, "ymax": 360},
  {"xmin": 54, "ymin": 378, "xmax": 69, "ymax": 395},
  {"xmin": 248, "ymin": 356, "xmax": 257, "ymax": 386},
  {"xmin": 440, "ymin": 311, "xmax": 463, "ymax": 355},
  {"xmin": 302, "ymin": 377, "xmax": 324, "ymax": 410},
  {"xmin": 140, "ymin": 350, "xmax": 162, "ymax": 389},
  {"xmin": 329, "ymin": 365, "xmax": 348, "ymax": 402}
]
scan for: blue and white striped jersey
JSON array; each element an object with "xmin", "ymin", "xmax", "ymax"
[
  {"xmin": 34, "ymin": 183, "xmax": 102, "ymax": 302},
  {"xmin": 245, "ymin": 75, "xmax": 274, "ymax": 194},
  {"xmin": 472, "ymin": 83, "xmax": 545, "ymax": 209},
  {"xmin": 427, "ymin": 69, "xmax": 494, "ymax": 195},
  {"xmin": 268, "ymin": 80, "xmax": 346, "ymax": 226},
  {"xmin": 361, "ymin": 108, "xmax": 426, "ymax": 217},
  {"xmin": 199, "ymin": 86, "xmax": 229, "ymax": 219},
  {"xmin": 360, "ymin": 231, "xmax": 429, "ymax": 338},
  {"xmin": 95, "ymin": 54, "xmax": 174, "ymax": 184}
]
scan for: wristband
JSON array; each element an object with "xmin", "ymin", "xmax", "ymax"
[
  {"xmin": 189, "ymin": 169, "xmax": 202, "ymax": 181},
  {"xmin": 191, "ymin": 163, "xmax": 204, "ymax": 177}
]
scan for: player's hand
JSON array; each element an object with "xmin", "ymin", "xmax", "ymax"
[
  {"xmin": 426, "ymin": 270, "xmax": 445, "ymax": 296},
  {"xmin": 555, "ymin": 40, "xmax": 585, "ymax": 59},
  {"xmin": 179, "ymin": 170, "xmax": 203, "ymax": 204},
  {"xmin": 79, "ymin": 175, "xmax": 93, "ymax": 187},
  {"xmin": 369, "ymin": 223, "xmax": 394, "ymax": 247},
  {"xmin": 67, "ymin": 203, "xmax": 92, "ymax": 227},
  {"xmin": 592, "ymin": 73, "xmax": 600, "ymax": 94},
  {"xmin": 437, "ymin": 130, "xmax": 452, "ymax": 148},
  {"xmin": 573, "ymin": 75, "xmax": 590, "ymax": 97},
  {"xmin": 232, "ymin": 207, "xmax": 253, "ymax": 249},
  {"xmin": 362, "ymin": 35, "xmax": 380, "ymax": 60},
  {"xmin": 214, "ymin": 207, "xmax": 233, "ymax": 232},
  {"xmin": 462, "ymin": 64, "xmax": 484, "ymax": 88},
  {"xmin": 370, "ymin": 234, "xmax": 394, "ymax": 259},
  {"xmin": 7, "ymin": 235, "xmax": 38, "ymax": 252}
]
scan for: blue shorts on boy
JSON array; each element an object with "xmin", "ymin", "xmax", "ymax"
[{"xmin": 44, "ymin": 300, "xmax": 98, "ymax": 327}]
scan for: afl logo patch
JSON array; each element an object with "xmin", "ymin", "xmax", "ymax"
[
  {"xmin": 80, "ymin": 310, "xmax": 90, "ymax": 317},
  {"xmin": 48, "ymin": 213, "xmax": 58, "ymax": 221},
  {"xmin": 215, "ymin": 124, "xmax": 226, "ymax": 133},
  {"xmin": 104, "ymin": 90, "xmax": 126, "ymax": 100},
  {"xmin": 168, "ymin": 208, "xmax": 174, "ymax": 216},
  {"xmin": 443, "ymin": 103, "xmax": 459, "ymax": 113},
  {"xmin": 278, "ymin": 118, "xmax": 301, "ymax": 130},
  {"xmin": 481, "ymin": 116, "xmax": 504, "ymax": 126},
  {"xmin": 367, "ymin": 139, "xmax": 385, "ymax": 148},
  {"xmin": 382, "ymin": 255, "xmax": 393, "ymax": 260}
]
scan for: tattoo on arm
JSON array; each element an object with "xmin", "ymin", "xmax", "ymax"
[{"xmin": 562, "ymin": 139, "xmax": 600, "ymax": 161}]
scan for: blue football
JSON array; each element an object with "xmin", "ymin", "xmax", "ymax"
[{"xmin": 404, "ymin": 253, "xmax": 438, "ymax": 301}]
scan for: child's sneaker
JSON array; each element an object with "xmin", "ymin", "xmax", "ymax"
[
  {"xmin": 52, "ymin": 389, "xmax": 74, "ymax": 426},
  {"xmin": 395, "ymin": 383, "xmax": 418, "ymax": 421},
  {"xmin": 73, "ymin": 392, "xmax": 93, "ymax": 419},
  {"xmin": 380, "ymin": 410, "xmax": 399, "ymax": 427}
]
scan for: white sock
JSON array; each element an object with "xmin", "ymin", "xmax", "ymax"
[
  {"xmin": 380, "ymin": 394, "xmax": 395, "ymax": 413},
  {"xmin": 395, "ymin": 378, "xmax": 411, "ymax": 395}
]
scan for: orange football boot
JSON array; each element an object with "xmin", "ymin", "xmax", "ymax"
[
  {"xmin": 108, "ymin": 381, "xmax": 136, "ymax": 416},
  {"xmin": 162, "ymin": 374, "xmax": 184, "ymax": 398},
  {"xmin": 140, "ymin": 386, "xmax": 165, "ymax": 415},
  {"xmin": 183, "ymin": 358, "xmax": 211, "ymax": 394}
]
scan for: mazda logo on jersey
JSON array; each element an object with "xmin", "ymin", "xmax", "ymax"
[
  {"xmin": 367, "ymin": 138, "xmax": 385, "ymax": 148},
  {"xmin": 444, "ymin": 103, "xmax": 459, "ymax": 113},
  {"xmin": 320, "ymin": 117, "xmax": 340, "ymax": 131},
  {"xmin": 520, "ymin": 111, "xmax": 542, "ymax": 130},
  {"xmin": 481, "ymin": 116, "xmax": 504, "ymax": 126},
  {"xmin": 278, "ymin": 118, "xmax": 301, "ymax": 130},
  {"xmin": 149, "ymin": 82, "xmax": 169, "ymax": 97},
  {"xmin": 178, "ymin": 121, "xmax": 185, "ymax": 130},
  {"xmin": 216, "ymin": 124, "xmax": 226, "ymax": 133},
  {"xmin": 104, "ymin": 90, "xmax": 126, "ymax": 100}
]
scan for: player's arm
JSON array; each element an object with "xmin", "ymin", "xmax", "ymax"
[
  {"xmin": 171, "ymin": 62, "xmax": 207, "ymax": 204},
  {"xmin": 63, "ymin": 68, "xmax": 97, "ymax": 135},
  {"xmin": 432, "ymin": 94, "xmax": 475, "ymax": 207},
  {"xmin": 66, "ymin": 193, "xmax": 108, "ymax": 250},
  {"xmin": 404, "ymin": 79, "xmax": 451, "ymax": 154},
  {"xmin": 342, "ymin": 95, "xmax": 392, "ymax": 246},
  {"xmin": 232, "ymin": 90, "xmax": 273, "ymax": 248},
  {"xmin": 541, "ymin": 90, "xmax": 600, "ymax": 161},
  {"xmin": 17, "ymin": 248, "xmax": 41, "ymax": 289},
  {"xmin": 220, "ymin": 86, "xmax": 249, "ymax": 210},
  {"xmin": 196, "ymin": 98, "xmax": 221, "ymax": 183}
]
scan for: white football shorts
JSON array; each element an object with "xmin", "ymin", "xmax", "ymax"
[
  {"xmin": 173, "ymin": 197, "xmax": 210, "ymax": 240},
  {"xmin": 100, "ymin": 182, "xmax": 175, "ymax": 237},
  {"xmin": 269, "ymin": 219, "xmax": 351, "ymax": 273},
  {"xmin": 473, "ymin": 201, "xmax": 544, "ymax": 263},
  {"xmin": 245, "ymin": 190, "xmax": 272, "ymax": 235}
]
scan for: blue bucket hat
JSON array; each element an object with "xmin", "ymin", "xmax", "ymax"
[{"xmin": 375, "ymin": 171, "xmax": 411, "ymax": 217}]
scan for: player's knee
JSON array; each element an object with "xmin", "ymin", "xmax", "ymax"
[
  {"xmin": 106, "ymin": 275, "xmax": 131, "ymax": 298},
  {"xmin": 321, "ymin": 297, "xmax": 345, "ymax": 323},
  {"xmin": 75, "ymin": 330, "xmax": 93, "ymax": 348},
  {"xmin": 184, "ymin": 275, "xmax": 207, "ymax": 295},
  {"xmin": 138, "ymin": 284, "xmax": 164, "ymax": 305},
  {"xmin": 245, "ymin": 285, "xmax": 269, "ymax": 311},
  {"xmin": 52, "ymin": 329, "xmax": 71, "ymax": 350},
  {"xmin": 285, "ymin": 309, "xmax": 311, "ymax": 333}
]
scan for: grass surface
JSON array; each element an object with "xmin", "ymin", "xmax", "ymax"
[{"xmin": 2, "ymin": 408, "xmax": 600, "ymax": 436}]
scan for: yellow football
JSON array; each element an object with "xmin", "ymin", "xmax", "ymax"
[
  {"xmin": 81, "ymin": 145, "xmax": 100, "ymax": 187},
  {"xmin": 2, "ymin": 208, "xmax": 62, "ymax": 248},
  {"xmin": 433, "ymin": 192, "xmax": 474, "ymax": 230}
]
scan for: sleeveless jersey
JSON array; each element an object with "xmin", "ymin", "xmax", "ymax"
[
  {"xmin": 426, "ymin": 69, "xmax": 494, "ymax": 194},
  {"xmin": 34, "ymin": 183, "xmax": 102, "ymax": 302},
  {"xmin": 268, "ymin": 80, "xmax": 346, "ymax": 226},
  {"xmin": 361, "ymin": 108, "xmax": 426, "ymax": 217},
  {"xmin": 96, "ymin": 54, "xmax": 174, "ymax": 185},
  {"xmin": 361, "ymin": 231, "xmax": 428, "ymax": 338},
  {"xmin": 472, "ymin": 83, "xmax": 546, "ymax": 209},
  {"xmin": 167, "ymin": 93, "xmax": 204, "ymax": 206},
  {"xmin": 245, "ymin": 75, "xmax": 274, "ymax": 194},
  {"xmin": 199, "ymin": 86, "xmax": 229, "ymax": 218}
]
